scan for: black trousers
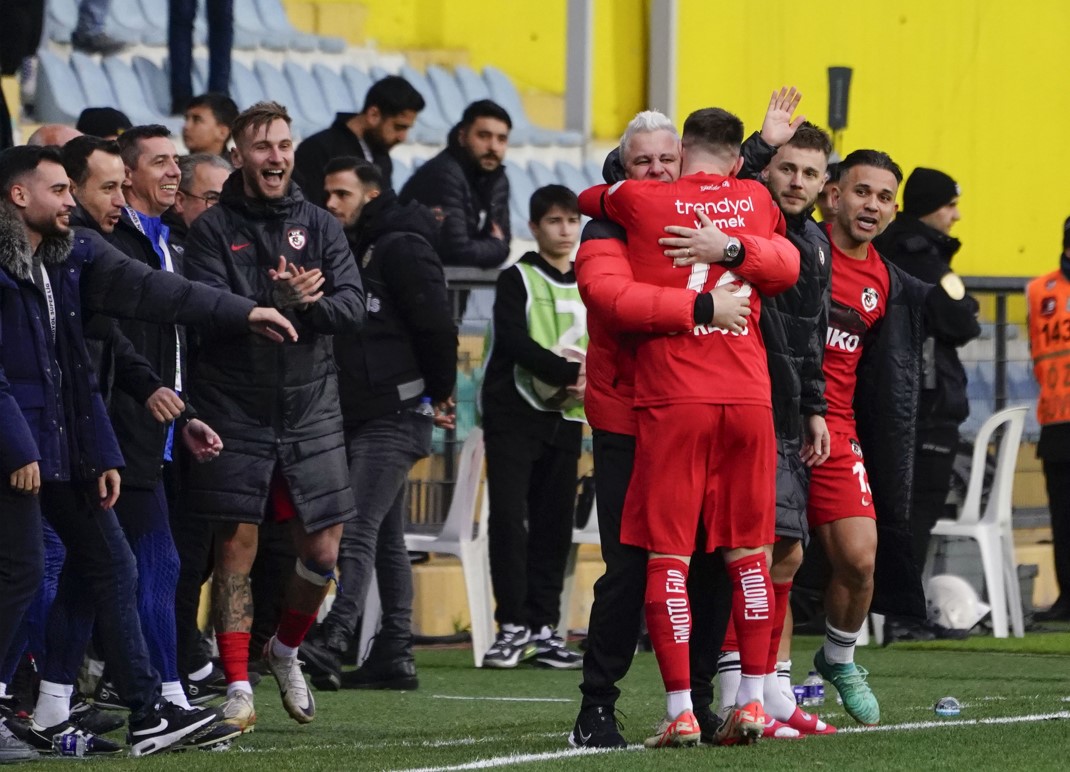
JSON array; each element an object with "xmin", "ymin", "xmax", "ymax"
[
  {"xmin": 1042, "ymin": 458, "xmax": 1070, "ymax": 605},
  {"xmin": 909, "ymin": 426, "xmax": 960, "ymax": 569},
  {"xmin": 577, "ymin": 430, "xmax": 731, "ymax": 710},
  {"xmin": 485, "ymin": 429, "xmax": 580, "ymax": 630},
  {"xmin": 0, "ymin": 487, "xmax": 44, "ymax": 673}
]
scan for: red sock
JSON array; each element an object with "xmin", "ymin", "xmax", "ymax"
[
  {"xmin": 722, "ymin": 615, "xmax": 738, "ymax": 653},
  {"xmin": 727, "ymin": 552, "xmax": 774, "ymax": 678},
  {"xmin": 217, "ymin": 631, "xmax": 251, "ymax": 684},
  {"xmin": 645, "ymin": 557, "xmax": 692, "ymax": 693},
  {"xmin": 766, "ymin": 581, "xmax": 792, "ymax": 672},
  {"xmin": 276, "ymin": 608, "xmax": 319, "ymax": 650}
]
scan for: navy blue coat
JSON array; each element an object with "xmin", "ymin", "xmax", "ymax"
[{"xmin": 0, "ymin": 212, "xmax": 255, "ymax": 482}]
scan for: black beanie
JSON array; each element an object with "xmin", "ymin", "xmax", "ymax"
[
  {"xmin": 903, "ymin": 167, "xmax": 960, "ymax": 217},
  {"xmin": 76, "ymin": 107, "xmax": 132, "ymax": 139}
]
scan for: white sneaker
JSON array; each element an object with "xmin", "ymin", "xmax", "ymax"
[
  {"xmin": 219, "ymin": 690, "xmax": 257, "ymax": 733},
  {"xmin": 264, "ymin": 636, "xmax": 316, "ymax": 724}
]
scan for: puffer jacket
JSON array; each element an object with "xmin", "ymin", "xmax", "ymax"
[
  {"xmin": 398, "ymin": 125, "xmax": 511, "ymax": 268},
  {"xmin": 180, "ymin": 171, "xmax": 366, "ymax": 526}
]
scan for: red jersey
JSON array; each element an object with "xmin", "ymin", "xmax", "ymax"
[
  {"xmin": 823, "ymin": 235, "xmax": 891, "ymax": 433},
  {"xmin": 578, "ymin": 173, "xmax": 799, "ymax": 408}
]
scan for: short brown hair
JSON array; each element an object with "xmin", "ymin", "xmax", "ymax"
[
  {"xmin": 681, "ymin": 108, "xmax": 743, "ymax": 158},
  {"xmin": 231, "ymin": 101, "xmax": 292, "ymax": 148},
  {"xmin": 786, "ymin": 122, "xmax": 833, "ymax": 158}
]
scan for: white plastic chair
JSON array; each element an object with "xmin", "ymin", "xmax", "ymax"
[
  {"xmin": 386, "ymin": 428, "xmax": 496, "ymax": 667},
  {"xmin": 924, "ymin": 405, "xmax": 1028, "ymax": 638},
  {"xmin": 558, "ymin": 494, "xmax": 600, "ymax": 631}
]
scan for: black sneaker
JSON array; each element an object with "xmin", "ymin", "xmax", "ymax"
[
  {"xmin": 70, "ymin": 31, "xmax": 126, "ymax": 56},
  {"xmin": 126, "ymin": 701, "xmax": 221, "ymax": 757},
  {"xmin": 339, "ymin": 657, "xmax": 418, "ymax": 691},
  {"xmin": 299, "ymin": 637, "xmax": 342, "ymax": 691},
  {"xmin": 0, "ymin": 719, "xmax": 37, "ymax": 763},
  {"xmin": 92, "ymin": 678, "xmax": 126, "ymax": 711},
  {"xmin": 568, "ymin": 705, "xmax": 626, "ymax": 748},
  {"xmin": 173, "ymin": 718, "xmax": 242, "ymax": 751},
  {"xmin": 184, "ymin": 665, "xmax": 228, "ymax": 706},
  {"xmin": 483, "ymin": 627, "xmax": 533, "ymax": 669},
  {"xmin": 70, "ymin": 692, "xmax": 126, "ymax": 735},
  {"xmin": 25, "ymin": 720, "xmax": 122, "ymax": 755},
  {"xmin": 530, "ymin": 629, "xmax": 583, "ymax": 669},
  {"xmin": 693, "ymin": 704, "xmax": 723, "ymax": 745}
]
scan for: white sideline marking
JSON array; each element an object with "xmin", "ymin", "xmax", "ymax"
[
  {"xmin": 396, "ymin": 711, "xmax": 1070, "ymax": 771},
  {"xmin": 432, "ymin": 695, "xmax": 574, "ymax": 703}
]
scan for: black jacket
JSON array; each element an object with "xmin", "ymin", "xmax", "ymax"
[
  {"xmin": 181, "ymin": 172, "xmax": 365, "ymax": 525},
  {"xmin": 481, "ymin": 253, "xmax": 582, "ymax": 448},
  {"xmin": 874, "ymin": 215, "xmax": 981, "ymax": 429},
  {"xmin": 399, "ymin": 126, "xmax": 511, "ymax": 268},
  {"xmin": 334, "ymin": 190, "xmax": 458, "ymax": 424},
  {"xmin": 294, "ymin": 113, "xmax": 394, "ymax": 208}
]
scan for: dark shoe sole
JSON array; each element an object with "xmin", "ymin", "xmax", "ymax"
[{"xmin": 310, "ymin": 672, "xmax": 341, "ymax": 691}]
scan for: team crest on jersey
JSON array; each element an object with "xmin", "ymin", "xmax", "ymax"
[
  {"xmin": 849, "ymin": 439, "xmax": 863, "ymax": 458},
  {"xmin": 1041, "ymin": 297, "xmax": 1057, "ymax": 317},
  {"xmin": 861, "ymin": 287, "xmax": 879, "ymax": 313},
  {"xmin": 287, "ymin": 228, "xmax": 307, "ymax": 250},
  {"xmin": 817, "ymin": 247, "xmax": 826, "ymax": 266},
  {"xmin": 1046, "ymin": 278, "xmax": 1058, "ymax": 290}
]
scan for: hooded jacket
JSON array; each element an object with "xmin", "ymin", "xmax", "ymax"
[
  {"xmin": 0, "ymin": 205, "xmax": 254, "ymax": 482},
  {"xmin": 874, "ymin": 214, "xmax": 981, "ymax": 428},
  {"xmin": 398, "ymin": 125, "xmax": 511, "ymax": 268},
  {"xmin": 180, "ymin": 171, "xmax": 366, "ymax": 526},
  {"xmin": 294, "ymin": 113, "xmax": 394, "ymax": 208},
  {"xmin": 334, "ymin": 190, "xmax": 458, "ymax": 424}
]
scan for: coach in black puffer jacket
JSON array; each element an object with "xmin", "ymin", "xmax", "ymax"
[
  {"xmin": 181, "ymin": 170, "xmax": 366, "ymax": 528},
  {"xmin": 399, "ymin": 101, "xmax": 512, "ymax": 269}
]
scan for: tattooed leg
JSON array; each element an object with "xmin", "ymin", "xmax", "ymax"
[{"xmin": 212, "ymin": 523, "xmax": 259, "ymax": 633}]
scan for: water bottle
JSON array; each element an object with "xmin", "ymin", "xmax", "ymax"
[
  {"xmin": 792, "ymin": 684, "xmax": 807, "ymax": 705},
  {"xmin": 802, "ymin": 670, "xmax": 825, "ymax": 707},
  {"xmin": 53, "ymin": 732, "xmax": 86, "ymax": 757},
  {"xmin": 935, "ymin": 696, "xmax": 961, "ymax": 717},
  {"xmin": 414, "ymin": 397, "xmax": 435, "ymax": 418}
]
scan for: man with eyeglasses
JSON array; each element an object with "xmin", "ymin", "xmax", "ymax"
[{"xmin": 165, "ymin": 153, "xmax": 232, "ymax": 255}]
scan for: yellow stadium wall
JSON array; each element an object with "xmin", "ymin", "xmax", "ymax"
[{"xmin": 673, "ymin": 0, "xmax": 1070, "ymax": 279}]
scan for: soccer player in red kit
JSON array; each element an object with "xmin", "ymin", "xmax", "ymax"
[
  {"xmin": 807, "ymin": 149, "xmax": 902, "ymax": 726},
  {"xmin": 578, "ymin": 107, "xmax": 799, "ymax": 747}
]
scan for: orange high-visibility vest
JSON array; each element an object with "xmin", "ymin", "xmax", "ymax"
[{"xmin": 1027, "ymin": 269, "xmax": 1070, "ymax": 426}]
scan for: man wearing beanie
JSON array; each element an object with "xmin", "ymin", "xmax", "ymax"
[{"xmin": 874, "ymin": 167, "xmax": 981, "ymax": 641}]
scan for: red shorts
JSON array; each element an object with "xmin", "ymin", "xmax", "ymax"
[
  {"xmin": 806, "ymin": 430, "xmax": 876, "ymax": 528},
  {"xmin": 268, "ymin": 470, "xmax": 298, "ymax": 523},
  {"xmin": 621, "ymin": 404, "xmax": 776, "ymax": 554}
]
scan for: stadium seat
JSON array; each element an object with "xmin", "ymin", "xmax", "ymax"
[
  {"xmin": 229, "ymin": 60, "xmax": 267, "ymax": 111},
  {"xmin": 132, "ymin": 57, "xmax": 172, "ymax": 117},
  {"xmin": 34, "ymin": 50, "xmax": 88, "ymax": 124},
  {"xmin": 47, "ymin": 0, "xmax": 77, "ymax": 44},
  {"xmin": 426, "ymin": 64, "xmax": 468, "ymax": 129},
  {"xmin": 527, "ymin": 159, "xmax": 558, "ymax": 188},
  {"xmin": 391, "ymin": 158, "xmax": 412, "ymax": 193},
  {"xmin": 69, "ymin": 52, "xmax": 120, "ymax": 111},
  {"xmin": 925, "ymin": 405, "xmax": 1028, "ymax": 638},
  {"xmin": 192, "ymin": 58, "xmax": 208, "ymax": 96},
  {"xmin": 313, "ymin": 64, "xmax": 353, "ymax": 115},
  {"xmin": 454, "ymin": 64, "xmax": 490, "ymax": 106},
  {"xmin": 283, "ymin": 62, "xmax": 333, "ymax": 131},
  {"xmin": 401, "ymin": 428, "xmax": 495, "ymax": 667},
  {"xmin": 584, "ymin": 158, "xmax": 606, "ymax": 187},
  {"xmin": 483, "ymin": 65, "xmax": 584, "ymax": 147},
  {"xmin": 342, "ymin": 66, "xmax": 372, "ymax": 111},
  {"xmin": 555, "ymin": 160, "xmax": 589, "ymax": 195},
  {"xmin": 399, "ymin": 65, "xmax": 452, "ymax": 145},
  {"xmin": 232, "ymin": 0, "xmax": 288, "ymax": 51},
  {"xmin": 253, "ymin": 61, "xmax": 316, "ymax": 138},
  {"xmin": 107, "ymin": 0, "xmax": 165, "ymax": 46},
  {"xmin": 102, "ymin": 57, "xmax": 182, "ymax": 131},
  {"xmin": 256, "ymin": 0, "xmax": 342, "ymax": 53},
  {"xmin": 505, "ymin": 163, "xmax": 536, "ymax": 235}
]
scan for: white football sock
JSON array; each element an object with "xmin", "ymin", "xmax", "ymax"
[
  {"xmin": 824, "ymin": 621, "xmax": 862, "ymax": 664},
  {"xmin": 33, "ymin": 681, "xmax": 74, "ymax": 728},
  {"xmin": 716, "ymin": 650, "xmax": 741, "ymax": 713}
]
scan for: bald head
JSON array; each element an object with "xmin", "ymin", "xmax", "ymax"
[{"xmin": 27, "ymin": 124, "xmax": 83, "ymax": 147}]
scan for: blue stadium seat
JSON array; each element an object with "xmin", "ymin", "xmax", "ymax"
[
  {"xmin": 399, "ymin": 66, "xmax": 450, "ymax": 145},
  {"xmin": 483, "ymin": 66, "xmax": 583, "ymax": 147},
  {"xmin": 107, "ymin": 0, "xmax": 164, "ymax": 45},
  {"xmin": 70, "ymin": 52, "xmax": 121, "ymax": 113},
  {"xmin": 102, "ymin": 57, "xmax": 182, "ymax": 131},
  {"xmin": 584, "ymin": 158, "xmax": 605, "ymax": 186},
  {"xmin": 555, "ymin": 160, "xmax": 589, "ymax": 195},
  {"xmin": 426, "ymin": 65, "xmax": 468, "ymax": 130},
  {"xmin": 192, "ymin": 59, "xmax": 208, "ymax": 96},
  {"xmin": 313, "ymin": 64, "xmax": 352, "ymax": 115},
  {"xmin": 527, "ymin": 160, "xmax": 557, "ymax": 188},
  {"xmin": 229, "ymin": 60, "xmax": 267, "ymax": 110},
  {"xmin": 232, "ymin": 0, "xmax": 287, "ymax": 51},
  {"xmin": 454, "ymin": 65, "xmax": 491, "ymax": 105},
  {"xmin": 1007, "ymin": 360, "xmax": 1039, "ymax": 401},
  {"xmin": 392, "ymin": 158, "xmax": 412, "ymax": 193},
  {"xmin": 253, "ymin": 60, "xmax": 316, "ymax": 138},
  {"xmin": 132, "ymin": 56, "xmax": 172, "ymax": 117},
  {"xmin": 342, "ymin": 66, "xmax": 372, "ymax": 110},
  {"xmin": 505, "ymin": 162, "xmax": 536, "ymax": 236},
  {"xmin": 284, "ymin": 62, "xmax": 333, "ymax": 132},
  {"xmin": 47, "ymin": 0, "xmax": 77, "ymax": 44},
  {"xmin": 369, "ymin": 66, "xmax": 391, "ymax": 83},
  {"xmin": 256, "ymin": 0, "xmax": 337, "ymax": 53},
  {"xmin": 35, "ymin": 50, "xmax": 87, "ymax": 124}
]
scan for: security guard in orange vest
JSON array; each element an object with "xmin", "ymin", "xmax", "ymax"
[{"xmin": 1025, "ymin": 216, "xmax": 1070, "ymax": 621}]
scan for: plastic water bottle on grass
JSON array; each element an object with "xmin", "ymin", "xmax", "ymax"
[
  {"xmin": 803, "ymin": 670, "xmax": 825, "ymax": 707},
  {"xmin": 935, "ymin": 696, "xmax": 961, "ymax": 717}
]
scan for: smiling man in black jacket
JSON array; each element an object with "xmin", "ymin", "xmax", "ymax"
[
  {"xmin": 181, "ymin": 102, "xmax": 366, "ymax": 733},
  {"xmin": 299, "ymin": 157, "xmax": 457, "ymax": 691}
]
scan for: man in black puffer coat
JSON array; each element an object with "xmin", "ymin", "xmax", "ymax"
[
  {"xmin": 399, "ymin": 100, "xmax": 512, "ymax": 269},
  {"xmin": 181, "ymin": 102, "xmax": 365, "ymax": 732}
]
